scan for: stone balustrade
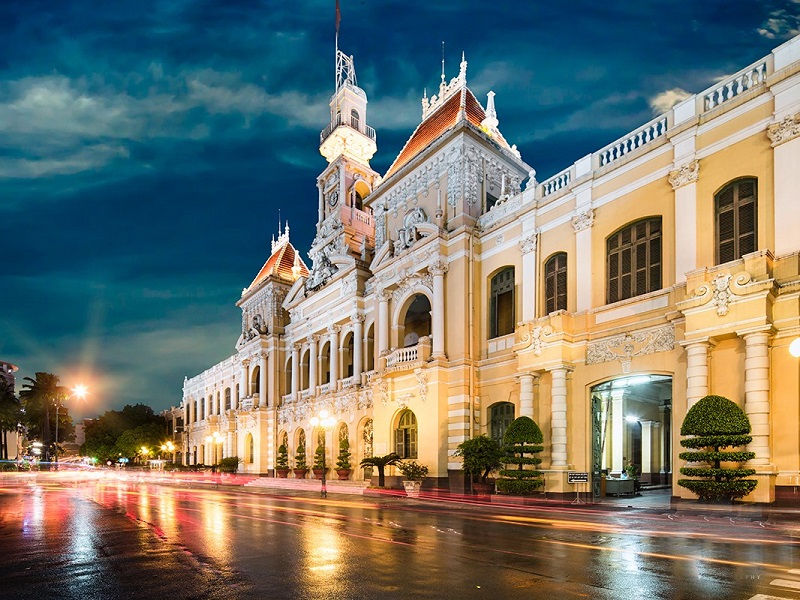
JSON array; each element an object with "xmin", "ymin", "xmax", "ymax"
[
  {"xmin": 597, "ymin": 115, "xmax": 668, "ymax": 167},
  {"xmin": 541, "ymin": 167, "xmax": 571, "ymax": 197},
  {"xmin": 703, "ymin": 60, "xmax": 768, "ymax": 111}
]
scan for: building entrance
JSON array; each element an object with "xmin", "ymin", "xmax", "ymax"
[{"xmin": 590, "ymin": 375, "xmax": 672, "ymax": 499}]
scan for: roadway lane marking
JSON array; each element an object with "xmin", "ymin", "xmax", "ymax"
[
  {"xmin": 770, "ymin": 579, "xmax": 800, "ymax": 590},
  {"xmin": 748, "ymin": 595, "xmax": 795, "ymax": 600},
  {"xmin": 787, "ymin": 569, "xmax": 800, "ymax": 575}
]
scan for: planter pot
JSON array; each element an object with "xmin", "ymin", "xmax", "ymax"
[
  {"xmin": 275, "ymin": 468, "xmax": 290, "ymax": 478},
  {"xmin": 336, "ymin": 469, "xmax": 351, "ymax": 481},
  {"xmin": 403, "ymin": 480, "xmax": 422, "ymax": 498},
  {"xmin": 312, "ymin": 468, "xmax": 326, "ymax": 480},
  {"xmin": 293, "ymin": 468, "xmax": 308, "ymax": 479},
  {"xmin": 472, "ymin": 481, "xmax": 494, "ymax": 496}
]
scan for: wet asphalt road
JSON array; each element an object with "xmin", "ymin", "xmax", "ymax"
[{"xmin": 1, "ymin": 472, "xmax": 799, "ymax": 600}]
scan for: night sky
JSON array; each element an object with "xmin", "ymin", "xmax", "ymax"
[{"xmin": 1, "ymin": 1, "xmax": 797, "ymax": 419}]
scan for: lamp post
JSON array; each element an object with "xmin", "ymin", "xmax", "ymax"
[
  {"xmin": 53, "ymin": 384, "xmax": 88, "ymax": 468},
  {"xmin": 204, "ymin": 432, "xmax": 224, "ymax": 470},
  {"xmin": 309, "ymin": 410, "xmax": 336, "ymax": 498}
]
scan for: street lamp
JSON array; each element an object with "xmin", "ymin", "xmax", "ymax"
[
  {"xmin": 53, "ymin": 384, "xmax": 88, "ymax": 467},
  {"xmin": 789, "ymin": 337, "xmax": 800, "ymax": 358},
  {"xmin": 160, "ymin": 441, "xmax": 176, "ymax": 459},
  {"xmin": 204, "ymin": 432, "xmax": 224, "ymax": 468},
  {"xmin": 309, "ymin": 410, "xmax": 336, "ymax": 498}
]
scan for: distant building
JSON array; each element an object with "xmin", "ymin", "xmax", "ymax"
[
  {"xmin": 181, "ymin": 34, "xmax": 800, "ymax": 504},
  {"xmin": 160, "ymin": 406, "xmax": 185, "ymax": 464}
]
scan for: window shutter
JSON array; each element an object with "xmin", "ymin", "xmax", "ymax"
[
  {"xmin": 395, "ymin": 429, "xmax": 404, "ymax": 457},
  {"xmin": 716, "ymin": 178, "xmax": 757, "ymax": 264}
]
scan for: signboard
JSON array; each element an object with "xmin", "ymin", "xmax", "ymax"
[{"xmin": 568, "ymin": 471, "xmax": 589, "ymax": 484}]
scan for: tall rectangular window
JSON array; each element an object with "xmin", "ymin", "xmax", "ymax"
[
  {"xmin": 607, "ymin": 218, "xmax": 662, "ymax": 304},
  {"xmin": 716, "ymin": 178, "xmax": 757, "ymax": 264},
  {"xmin": 544, "ymin": 252, "xmax": 568, "ymax": 314},
  {"xmin": 490, "ymin": 267, "xmax": 515, "ymax": 338}
]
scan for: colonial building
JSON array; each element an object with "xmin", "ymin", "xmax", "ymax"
[{"xmin": 182, "ymin": 34, "xmax": 800, "ymax": 503}]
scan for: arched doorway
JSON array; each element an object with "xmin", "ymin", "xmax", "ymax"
[
  {"xmin": 401, "ymin": 294, "xmax": 432, "ymax": 347},
  {"xmin": 590, "ymin": 375, "xmax": 672, "ymax": 499}
]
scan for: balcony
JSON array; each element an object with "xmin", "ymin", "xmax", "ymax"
[
  {"xmin": 383, "ymin": 337, "xmax": 431, "ymax": 370},
  {"xmin": 320, "ymin": 113, "xmax": 376, "ymax": 145}
]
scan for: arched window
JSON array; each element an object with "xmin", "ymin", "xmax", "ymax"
[
  {"xmin": 300, "ymin": 349, "xmax": 310, "ymax": 390},
  {"xmin": 216, "ymin": 391, "xmax": 221, "ymax": 415},
  {"xmin": 490, "ymin": 403, "xmax": 515, "ymax": 444},
  {"xmin": 607, "ymin": 218, "xmax": 662, "ymax": 304},
  {"xmin": 251, "ymin": 366, "xmax": 260, "ymax": 394},
  {"xmin": 716, "ymin": 178, "xmax": 757, "ymax": 264},
  {"xmin": 395, "ymin": 410, "xmax": 418, "ymax": 459},
  {"xmin": 403, "ymin": 294, "xmax": 432, "ymax": 347},
  {"xmin": 366, "ymin": 323, "xmax": 375, "ymax": 372},
  {"xmin": 351, "ymin": 108, "xmax": 360, "ymax": 131},
  {"xmin": 490, "ymin": 267, "xmax": 515, "ymax": 338},
  {"xmin": 224, "ymin": 387, "xmax": 231, "ymax": 411},
  {"xmin": 544, "ymin": 252, "xmax": 567, "ymax": 314},
  {"xmin": 320, "ymin": 342, "xmax": 331, "ymax": 385},
  {"xmin": 343, "ymin": 333, "xmax": 354, "ymax": 378},
  {"xmin": 285, "ymin": 358, "xmax": 292, "ymax": 397}
]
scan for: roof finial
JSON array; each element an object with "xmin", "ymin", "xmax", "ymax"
[
  {"xmin": 441, "ymin": 41, "xmax": 446, "ymax": 85},
  {"xmin": 482, "ymin": 90, "xmax": 499, "ymax": 130}
]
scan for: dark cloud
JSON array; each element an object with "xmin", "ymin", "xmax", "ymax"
[{"xmin": 1, "ymin": 0, "xmax": 793, "ymax": 417}]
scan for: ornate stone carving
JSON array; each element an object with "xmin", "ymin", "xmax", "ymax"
[
  {"xmin": 767, "ymin": 113, "xmax": 800, "ymax": 147},
  {"xmin": 429, "ymin": 259, "xmax": 449, "ymax": 277},
  {"xmin": 394, "ymin": 207, "xmax": 429, "ymax": 254},
  {"xmin": 693, "ymin": 271, "xmax": 752, "ymax": 317},
  {"xmin": 415, "ymin": 369, "xmax": 428, "ymax": 403},
  {"xmin": 377, "ymin": 379, "xmax": 389, "ymax": 407},
  {"xmin": 586, "ymin": 324, "xmax": 675, "ymax": 369},
  {"xmin": 571, "ymin": 209, "xmax": 595, "ymax": 232},
  {"xmin": 351, "ymin": 312, "xmax": 365, "ymax": 324},
  {"xmin": 393, "ymin": 272, "xmax": 433, "ymax": 303},
  {"xmin": 668, "ymin": 159, "xmax": 699, "ymax": 190},
  {"xmin": 519, "ymin": 235, "xmax": 537, "ymax": 255}
]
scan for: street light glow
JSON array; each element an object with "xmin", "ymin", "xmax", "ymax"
[
  {"xmin": 789, "ymin": 337, "xmax": 800, "ymax": 358},
  {"xmin": 71, "ymin": 384, "xmax": 88, "ymax": 399}
]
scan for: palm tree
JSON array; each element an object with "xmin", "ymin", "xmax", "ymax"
[
  {"xmin": 360, "ymin": 453, "xmax": 401, "ymax": 487},
  {"xmin": 0, "ymin": 379, "xmax": 21, "ymax": 460},
  {"xmin": 19, "ymin": 373, "xmax": 68, "ymax": 462}
]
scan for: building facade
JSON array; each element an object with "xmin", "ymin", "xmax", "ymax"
[{"xmin": 182, "ymin": 35, "xmax": 800, "ymax": 503}]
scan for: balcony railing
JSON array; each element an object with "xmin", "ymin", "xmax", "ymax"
[{"xmin": 320, "ymin": 113, "xmax": 377, "ymax": 145}]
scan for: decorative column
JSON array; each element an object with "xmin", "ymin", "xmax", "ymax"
[
  {"xmin": 640, "ymin": 420, "xmax": 653, "ymax": 482},
  {"xmin": 572, "ymin": 208, "xmax": 594, "ymax": 312},
  {"xmin": 309, "ymin": 335, "xmax": 319, "ymax": 391},
  {"xmin": 429, "ymin": 260, "xmax": 448, "ymax": 358},
  {"xmin": 378, "ymin": 290, "xmax": 390, "ymax": 356},
  {"xmin": 658, "ymin": 405, "xmax": 670, "ymax": 477},
  {"xmin": 610, "ymin": 389, "xmax": 625, "ymax": 475},
  {"xmin": 519, "ymin": 234, "xmax": 537, "ymax": 321},
  {"xmin": 549, "ymin": 366, "xmax": 570, "ymax": 468},
  {"xmin": 518, "ymin": 373, "xmax": 535, "ymax": 419},
  {"xmin": 259, "ymin": 352, "xmax": 268, "ymax": 408},
  {"xmin": 329, "ymin": 325, "xmax": 340, "ymax": 388},
  {"xmin": 669, "ymin": 159, "xmax": 699, "ymax": 282},
  {"xmin": 267, "ymin": 347, "xmax": 275, "ymax": 407},
  {"xmin": 241, "ymin": 358, "xmax": 251, "ymax": 398},
  {"xmin": 291, "ymin": 344, "xmax": 300, "ymax": 400},
  {"xmin": 767, "ymin": 113, "xmax": 800, "ymax": 256},
  {"xmin": 682, "ymin": 339, "xmax": 713, "ymax": 408},
  {"xmin": 741, "ymin": 330, "xmax": 771, "ymax": 466},
  {"xmin": 352, "ymin": 313, "xmax": 364, "ymax": 381}
]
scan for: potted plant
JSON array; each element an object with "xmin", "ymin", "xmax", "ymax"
[
  {"xmin": 275, "ymin": 443, "xmax": 290, "ymax": 478},
  {"xmin": 293, "ymin": 443, "xmax": 308, "ymax": 479},
  {"xmin": 360, "ymin": 453, "xmax": 401, "ymax": 487},
  {"xmin": 454, "ymin": 435, "xmax": 504, "ymax": 496},
  {"xmin": 496, "ymin": 417, "xmax": 545, "ymax": 495},
  {"xmin": 312, "ymin": 444, "xmax": 326, "ymax": 479},
  {"xmin": 397, "ymin": 460, "xmax": 428, "ymax": 497},
  {"xmin": 335, "ymin": 439, "xmax": 352, "ymax": 480}
]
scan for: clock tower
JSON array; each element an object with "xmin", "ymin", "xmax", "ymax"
[{"xmin": 307, "ymin": 49, "xmax": 380, "ymax": 291}]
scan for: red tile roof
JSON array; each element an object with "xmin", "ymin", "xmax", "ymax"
[
  {"xmin": 385, "ymin": 87, "xmax": 487, "ymax": 179},
  {"xmin": 246, "ymin": 241, "xmax": 308, "ymax": 292}
]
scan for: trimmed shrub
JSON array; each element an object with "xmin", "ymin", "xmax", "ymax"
[
  {"xmin": 335, "ymin": 439, "xmax": 352, "ymax": 471},
  {"xmin": 218, "ymin": 456, "xmax": 240, "ymax": 474},
  {"xmin": 313, "ymin": 445, "xmax": 326, "ymax": 470},
  {"xmin": 454, "ymin": 435, "xmax": 504, "ymax": 484},
  {"xmin": 275, "ymin": 444, "xmax": 289, "ymax": 469},
  {"xmin": 496, "ymin": 416, "xmax": 545, "ymax": 495},
  {"xmin": 677, "ymin": 395, "xmax": 757, "ymax": 502},
  {"xmin": 294, "ymin": 444, "xmax": 307, "ymax": 469}
]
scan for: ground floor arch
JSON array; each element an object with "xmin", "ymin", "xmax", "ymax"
[{"xmin": 590, "ymin": 374, "xmax": 672, "ymax": 499}]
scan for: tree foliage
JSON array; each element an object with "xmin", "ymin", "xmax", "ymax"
[
  {"xmin": 81, "ymin": 404, "xmax": 167, "ymax": 463},
  {"xmin": 454, "ymin": 435, "xmax": 504, "ymax": 483},
  {"xmin": 275, "ymin": 444, "xmax": 290, "ymax": 469},
  {"xmin": 677, "ymin": 395, "xmax": 757, "ymax": 502},
  {"xmin": 496, "ymin": 417, "xmax": 545, "ymax": 495},
  {"xmin": 0, "ymin": 379, "xmax": 21, "ymax": 460},
  {"xmin": 360, "ymin": 453, "xmax": 401, "ymax": 487},
  {"xmin": 335, "ymin": 439, "xmax": 352, "ymax": 471},
  {"xmin": 19, "ymin": 373, "xmax": 73, "ymax": 460}
]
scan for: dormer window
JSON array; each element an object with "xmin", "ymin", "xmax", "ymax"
[{"xmin": 351, "ymin": 109, "xmax": 360, "ymax": 131}]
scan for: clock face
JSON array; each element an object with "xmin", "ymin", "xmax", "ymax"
[{"xmin": 328, "ymin": 190, "xmax": 339, "ymax": 207}]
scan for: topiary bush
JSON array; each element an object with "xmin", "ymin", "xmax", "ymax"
[
  {"xmin": 496, "ymin": 416, "xmax": 545, "ymax": 495},
  {"xmin": 313, "ymin": 445, "xmax": 326, "ymax": 470},
  {"xmin": 294, "ymin": 444, "xmax": 307, "ymax": 470},
  {"xmin": 677, "ymin": 395, "xmax": 757, "ymax": 502},
  {"xmin": 454, "ymin": 435, "xmax": 504, "ymax": 484},
  {"xmin": 275, "ymin": 444, "xmax": 289, "ymax": 470},
  {"xmin": 336, "ymin": 439, "xmax": 352, "ymax": 471}
]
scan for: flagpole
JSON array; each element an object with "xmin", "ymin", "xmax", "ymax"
[{"xmin": 335, "ymin": 0, "xmax": 340, "ymax": 91}]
